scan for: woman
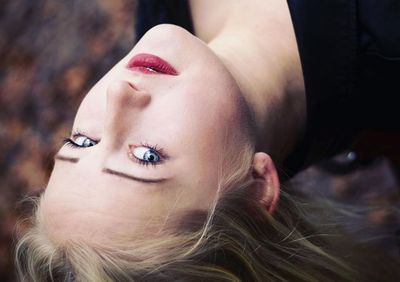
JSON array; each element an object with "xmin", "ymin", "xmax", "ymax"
[{"xmin": 15, "ymin": 0, "xmax": 400, "ymax": 281}]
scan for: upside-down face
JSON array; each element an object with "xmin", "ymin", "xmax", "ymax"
[{"xmin": 42, "ymin": 24, "xmax": 251, "ymax": 243}]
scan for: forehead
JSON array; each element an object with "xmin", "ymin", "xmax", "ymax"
[{"xmin": 41, "ymin": 160, "xmax": 214, "ymax": 242}]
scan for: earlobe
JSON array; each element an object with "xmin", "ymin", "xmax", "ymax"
[{"xmin": 252, "ymin": 152, "xmax": 280, "ymax": 214}]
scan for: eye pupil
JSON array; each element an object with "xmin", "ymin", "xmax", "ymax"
[
  {"xmin": 144, "ymin": 150, "xmax": 159, "ymax": 162},
  {"xmin": 83, "ymin": 138, "xmax": 94, "ymax": 147},
  {"xmin": 131, "ymin": 146, "xmax": 163, "ymax": 165}
]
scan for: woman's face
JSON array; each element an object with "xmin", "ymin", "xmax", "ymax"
[{"xmin": 42, "ymin": 24, "xmax": 247, "ymax": 242}]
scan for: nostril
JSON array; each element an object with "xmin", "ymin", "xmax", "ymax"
[
  {"xmin": 128, "ymin": 82, "xmax": 139, "ymax": 91},
  {"xmin": 106, "ymin": 80, "xmax": 150, "ymax": 109}
]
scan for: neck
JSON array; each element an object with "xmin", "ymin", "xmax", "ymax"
[{"xmin": 201, "ymin": 0, "xmax": 306, "ymax": 163}]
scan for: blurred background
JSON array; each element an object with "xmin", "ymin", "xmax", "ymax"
[
  {"xmin": 0, "ymin": 1, "xmax": 399, "ymax": 281},
  {"xmin": 0, "ymin": 1, "xmax": 137, "ymax": 280}
]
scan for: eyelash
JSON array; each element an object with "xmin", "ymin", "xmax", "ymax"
[
  {"xmin": 62, "ymin": 135, "xmax": 98, "ymax": 148},
  {"xmin": 62, "ymin": 130, "xmax": 89, "ymax": 148},
  {"xmin": 62, "ymin": 138, "xmax": 78, "ymax": 148},
  {"xmin": 130, "ymin": 142, "xmax": 166, "ymax": 167},
  {"xmin": 62, "ymin": 135, "xmax": 166, "ymax": 167}
]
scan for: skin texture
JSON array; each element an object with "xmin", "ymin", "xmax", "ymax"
[
  {"xmin": 42, "ymin": 0, "xmax": 303, "ymax": 243},
  {"xmin": 190, "ymin": 0, "xmax": 306, "ymax": 161},
  {"xmin": 42, "ymin": 25, "xmax": 278, "ymax": 243}
]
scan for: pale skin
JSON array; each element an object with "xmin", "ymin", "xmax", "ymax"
[
  {"xmin": 42, "ymin": 0, "xmax": 304, "ymax": 243},
  {"xmin": 190, "ymin": 0, "xmax": 306, "ymax": 159}
]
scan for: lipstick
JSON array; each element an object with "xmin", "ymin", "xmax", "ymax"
[{"xmin": 127, "ymin": 53, "xmax": 178, "ymax": 75}]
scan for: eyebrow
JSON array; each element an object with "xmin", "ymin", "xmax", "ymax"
[
  {"xmin": 102, "ymin": 168, "xmax": 168, "ymax": 184},
  {"xmin": 54, "ymin": 154, "xmax": 79, "ymax": 163},
  {"xmin": 54, "ymin": 154, "xmax": 168, "ymax": 184}
]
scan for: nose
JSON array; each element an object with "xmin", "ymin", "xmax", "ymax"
[{"xmin": 102, "ymin": 80, "xmax": 151, "ymax": 150}]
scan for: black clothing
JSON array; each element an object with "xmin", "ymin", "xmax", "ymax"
[
  {"xmin": 284, "ymin": 0, "xmax": 400, "ymax": 176},
  {"xmin": 135, "ymin": 0, "xmax": 193, "ymax": 39},
  {"xmin": 135, "ymin": 0, "xmax": 400, "ymax": 176}
]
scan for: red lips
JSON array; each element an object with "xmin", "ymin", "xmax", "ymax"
[{"xmin": 127, "ymin": 53, "xmax": 178, "ymax": 75}]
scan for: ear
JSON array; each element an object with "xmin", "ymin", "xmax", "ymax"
[{"xmin": 252, "ymin": 152, "xmax": 280, "ymax": 214}]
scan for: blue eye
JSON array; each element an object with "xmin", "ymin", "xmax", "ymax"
[
  {"xmin": 132, "ymin": 147, "xmax": 161, "ymax": 164},
  {"xmin": 129, "ymin": 144, "xmax": 166, "ymax": 166},
  {"xmin": 74, "ymin": 136, "xmax": 97, "ymax": 147},
  {"xmin": 63, "ymin": 135, "xmax": 98, "ymax": 148}
]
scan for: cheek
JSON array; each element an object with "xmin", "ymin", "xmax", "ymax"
[
  {"xmin": 73, "ymin": 86, "xmax": 106, "ymax": 134},
  {"xmin": 150, "ymin": 84, "xmax": 240, "ymax": 164},
  {"xmin": 164, "ymin": 84, "xmax": 237, "ymax": 133}
]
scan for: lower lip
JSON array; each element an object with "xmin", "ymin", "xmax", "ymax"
[{"xmin": 127, "ymin": 53, "xmax": 178, "ymax": 75}]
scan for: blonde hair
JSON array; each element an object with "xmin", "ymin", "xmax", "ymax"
[{"xmin": 14, "ymin": 142, "xmax": 399, "ymax": 281}]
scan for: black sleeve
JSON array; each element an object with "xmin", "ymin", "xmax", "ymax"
[
  {"xmin": 283, "ymin": 0, "xmax": 400, "ymax": 177},
  {"xmin": 135, "ymin": 0, "xmax": 193, "ymax": 41},
  {"xmin": 356, "ymin": 0, "xmax": 400, "ymax": 130}
]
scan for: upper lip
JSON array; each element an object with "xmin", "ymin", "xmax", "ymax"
[{"xmin": 127, "ymin": 53, "xmax": 179, "ymax": 75}]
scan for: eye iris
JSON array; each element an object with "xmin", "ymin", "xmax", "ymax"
[
  {"xmin": 144, "ymin": 150, "xmax": 160, "ymax": 162},
  {"xmin": 83, "ymin": 138, "xmax": 95, "ymax": 147}
]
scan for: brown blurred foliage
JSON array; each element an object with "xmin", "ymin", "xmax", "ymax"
[{"xmin": 0, "ymin": 1, "xmax": 136, "ymax": 280}]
